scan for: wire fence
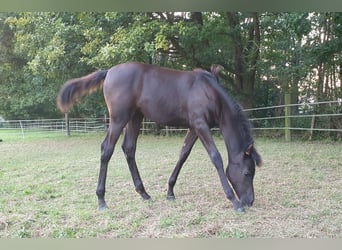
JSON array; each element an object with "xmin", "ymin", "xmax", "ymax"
[
  {"xmin": 0, "ymin": 100, "xmax": 341, "ymax": 140},
  {"xmin": 0, "ymin": 118, "xmax": 107, "ymax": 140},
  {"xmin": 246, "ymin": 99, "xmax": 342, "ymax": 140}
]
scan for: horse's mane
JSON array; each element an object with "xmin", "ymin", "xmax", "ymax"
[
  {"xmin": 225, "ymin": 92, "xmax": 254, "ymax": 146},
  {"xmin": 205, "ymin": 66, "xmax": 254, "ymax": 148}
]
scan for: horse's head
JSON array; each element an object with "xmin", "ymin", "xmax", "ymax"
[{"xmin": 226, "ymin": 144, "xmax": 262, "ymax": 207}]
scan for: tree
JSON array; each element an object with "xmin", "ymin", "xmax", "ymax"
[
  {"xmin": 258, "ymin": 13, "xmax": 312, "ymax": 105},
  {"xmin": 1, "ymin": 12, "xmax": 105, "ymax": 118},
  {"xmin": 307, "ymin": 13, "xmax": 342, "ymax": 138},
  {"xmin": 1, "ymin": 12, "xmax": 340, "ymax": 122},
  {"xmin": 223, "ymin": 12, "xmax": 260, "ymax": 108},
  {"xmin": 309, "ymin": 13, "xmax": 342, "ymax": 101},
  {"xmin": 0, "ymin": 12, "xmax": 27, "ymax": 119}
]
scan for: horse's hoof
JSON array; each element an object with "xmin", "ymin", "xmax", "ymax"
[
  {"xmin": 141, "ymin": 193, "xmax": 151, "ymax": 200},
  {"xmin": 137, "ymin": 189, "xmax": 151, "ymax": 200},
  {"xmin": 235, "ymin": 207, "xmax": 245, "ymax": 213},
  {"xmin": 98, "ymin": 203, "xmax": 108, "ymax": 211},
  {"xmin": 166, "ymin": 195, "xmax": 176, "ymax": 201}
]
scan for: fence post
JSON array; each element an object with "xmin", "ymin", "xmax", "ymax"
[
  {"xmin": 309, "ymin": 114, "xmax": 316, "ymax": 141},
  {"xmin": 284, "ymin": 91, "xmax": 291, "ymax": 142},
  {"xmin": 19, "ymin": 120, "xmax": 25, "ymax": 140},
  {"xmin": 65, "ymin": 113, "xmax": 70, "ymax": 136},
  {"xmin": 104, "ymin": 113, "xmax": 107, "ymax": 132}
]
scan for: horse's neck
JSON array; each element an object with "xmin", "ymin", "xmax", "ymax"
[{"xmin": 219, "ymin": 104, "xmax": 244, "ymax": 161}]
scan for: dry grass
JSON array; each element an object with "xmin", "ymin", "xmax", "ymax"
[{"xmin": 0, "ymin": 132, "xmax": 341, "ymax": 238}]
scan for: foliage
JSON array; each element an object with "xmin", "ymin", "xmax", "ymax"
[{"xmin": 0, "ymin": 12, "xmax": 341, "ymax": 121}]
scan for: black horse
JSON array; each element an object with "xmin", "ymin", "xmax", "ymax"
[{"xmin": 57, "ymin": 62, "xmax": 262, "ymax": 212}]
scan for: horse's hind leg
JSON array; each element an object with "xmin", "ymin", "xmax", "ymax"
[
  {"xmin": 96, "ymin": 119, "xmax": 126, "ymax": 210},
  {"xmin": 121, "ymin": 113, "xmax": 151, "ymax": 200},
  {"xmin": 167, "ymin": 129, "xmax": 198, "ymax": 200}
]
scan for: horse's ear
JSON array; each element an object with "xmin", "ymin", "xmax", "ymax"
[
  {"xmin": 253, "ymin": 151, "xmax": 263, "ymax": 167},
  {"xmin": 245, "ymin": 144, "xmax": 263, "ymax": 166},
  {"xmin": 245, "ymin": 144, "xmax": 253, "ymax": 156},
  {"xmin": 252, "ymin": 147, "xmax": 263, "ymax": 167},
  {"xmin": 210, "ymin": 64, "xmax": 223, "ymax": 77}
]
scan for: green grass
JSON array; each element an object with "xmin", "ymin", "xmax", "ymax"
[
  {"xmin": 0, "ymin": 129, "xmax": 94, "ymax": 142},
  {"xmin": 0, "ymin": 132, "xmax": 341, "ymax": 238}
]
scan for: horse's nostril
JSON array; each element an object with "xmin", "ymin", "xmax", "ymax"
[{"xmin": 241, "ymin": 197, "xmax": 254, "ymax": 207}]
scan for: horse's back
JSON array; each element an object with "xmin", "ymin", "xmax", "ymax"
[
  {"xmin": 104, "ymin": 62, "xmax": 195, "ymax": 105},
  {"xmin": 103, "ymin": 62, "xmax": 220, "ymax": 127}
]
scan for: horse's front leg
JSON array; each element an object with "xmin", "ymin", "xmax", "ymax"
[
  {"xmin": 194, "ymin": 122, "xmax": 245, "ymax": 212},
  {"xmin": 167, "ymin": 129, "xmax": 198, "ymax": 200}
]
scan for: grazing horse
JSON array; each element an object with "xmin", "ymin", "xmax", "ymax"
[{"xmin": 57, "ymin": 62, "xmax": 262, "ymax": 212}]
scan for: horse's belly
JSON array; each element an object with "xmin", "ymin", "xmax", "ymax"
[{"xmin": 139, "ymin": 102, "xmax": 189, "ymax": 127}]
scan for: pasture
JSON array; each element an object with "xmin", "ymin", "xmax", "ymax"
[{"xmin": 0, "ymin": 132, "xmax": 341, "ymax": 238}]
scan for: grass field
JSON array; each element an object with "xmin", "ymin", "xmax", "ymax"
[{"xmin": 0, "ymin": 131, "xmax": 341, "ymax": 238}]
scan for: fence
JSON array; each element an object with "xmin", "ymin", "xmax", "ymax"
[
  {"xmin": 1, "ymin": 100, "xmax": 341, "ymax": 140},
  {"xmin": 245, "ymin": 99, "xmax": 342, "ymax": 140},
  {"xmin": 0, "ymin": 118, "xmax": 107, "ymax": 140}
]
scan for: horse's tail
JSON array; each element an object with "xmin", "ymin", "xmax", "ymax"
[{"xmin": 57, "ymin": 70, "xmax": 108, "ymax": 113}]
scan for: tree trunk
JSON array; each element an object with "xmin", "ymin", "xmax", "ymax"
[
  {"xmin": 190, "ymin": 12, "xmax": 203, "ymax": 25},
  {"xmin": 317, "ymin": 63, "xmax": 324, "ymax": 101},
  {"xmin": 340, "ymin": 63, "xmax": 342, "ymax": 96},
  {"xmin": 225, "ymin": 12, "xmax": 260, "ymax": 109}
]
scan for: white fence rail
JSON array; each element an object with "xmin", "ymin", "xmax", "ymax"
[{"xmin": 1, "ymin": 100, "xmax": 341, "ymax": 140}]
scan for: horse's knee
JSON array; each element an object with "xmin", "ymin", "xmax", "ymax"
[
  {"xmin": 168, "ymin": 176, "xmax": 176, "ymax": 187},
  {"xmin": 210, "ymin": 151, "xmax": 223, "ymax": 168},
  {"xmin": 121, "ymin": 143, "xmax": 135, "ymax": 160},
  {"xmin": 101, "ymin": 142, "xmax": 114, "ymax": 163},
  {"xmin": 96, "ymin": 188, "xmax": 105, "ymax": 198}
]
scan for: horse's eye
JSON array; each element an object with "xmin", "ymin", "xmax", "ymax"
[{"xmin": 243, "ymin": 169, "xmax": 251, "ymax": 176}]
